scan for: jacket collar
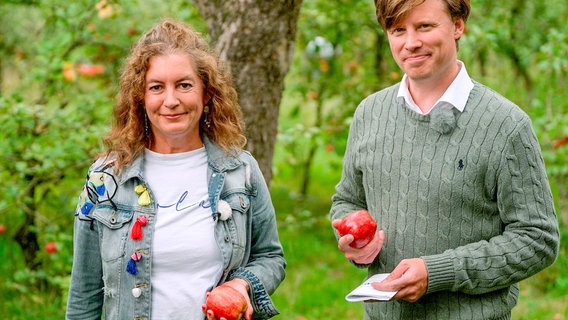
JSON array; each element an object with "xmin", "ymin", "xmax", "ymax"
[
  {"xmin": 117, "ymin": 136, "xmax": 243, "ymax": 185},
  {"xmin": 203, "ymin": 136, "xmax": 243, "ymax": 173}
]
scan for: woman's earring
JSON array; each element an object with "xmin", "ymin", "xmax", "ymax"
[
  {"xmin": 203, "ymin": 105, "xmax": 211, "ymax": 128},
  {"xmin": 144, "ymin": 113, "xmax": 151, "ymax": 136}
]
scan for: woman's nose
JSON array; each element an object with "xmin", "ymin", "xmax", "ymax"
[{"xmin": 163, "ymin": 87, "xmax": 179, "ymax": 108}]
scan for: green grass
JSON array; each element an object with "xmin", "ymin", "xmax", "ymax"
[
  {"xmin": 513, "ymin": 279, "xmax": 568, "ymax": 319},
  {"xmin": 271, "ymin": 217, "xmax": 367, "ymax": 319}
]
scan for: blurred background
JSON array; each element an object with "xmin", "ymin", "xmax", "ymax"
[{"xmin": 0, "ymin": 0, "xmax": 567, "ymax": 319}]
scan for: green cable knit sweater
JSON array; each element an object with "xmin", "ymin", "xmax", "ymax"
[{"xmin": 330, "ymin": 82, "xmax": 559, "ymax": 320}]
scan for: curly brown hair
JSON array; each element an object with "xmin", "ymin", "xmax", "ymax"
[{"xmin": 102, "ymin": 19, "xmax": 247, "ymax": 173}]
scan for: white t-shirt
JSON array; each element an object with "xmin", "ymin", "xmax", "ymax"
[{"xmin": 144, "ymin": 148, "xmax": 223, "ymax": 320}]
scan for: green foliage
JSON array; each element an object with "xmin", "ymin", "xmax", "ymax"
[{"xmin": 277, "ymin": 0, "xmax": 384, "ymax": 196}]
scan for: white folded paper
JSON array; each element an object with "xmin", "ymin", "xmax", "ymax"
[{"xmin": 345, "ymin": 273, "xmax": 397, "ymax": 302}]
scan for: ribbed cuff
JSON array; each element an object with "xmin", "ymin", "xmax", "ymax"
[
  {"xmin": 421, "ymin": 254, "xmax": 455, "ymax": 294},
  {"xmin": 228, "ymin": 267, "xmax": 279, "ymax": 319}
]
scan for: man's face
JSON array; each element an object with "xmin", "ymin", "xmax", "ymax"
[{"xmin": 386, "ymin": 0, "xmax": 464, "ymax": 86}]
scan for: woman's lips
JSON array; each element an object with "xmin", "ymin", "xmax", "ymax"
[{"xmin": 162, "ymin": 113, "xmax": 185, "ymax": 119}]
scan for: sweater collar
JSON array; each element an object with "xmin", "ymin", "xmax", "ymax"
[{"xmin": 397, "ymin": 60, "xmax": 474, "ymax": 115}]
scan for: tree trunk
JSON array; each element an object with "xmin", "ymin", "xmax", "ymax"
[
  {"xmin": 14, "ymin": 175, "xmax": 41, "ymax": 270},
  {"xmin": 375, "ymin": 31, "xmax": 388, "ymax": 83},
  {"xmin": 193, "ymin": 0, "xmax": 303, "ymax": 185}
]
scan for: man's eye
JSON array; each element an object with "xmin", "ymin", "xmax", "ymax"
[{"xmin": 391, "ymin": 27, "xmax": 405, "ymax": 34}]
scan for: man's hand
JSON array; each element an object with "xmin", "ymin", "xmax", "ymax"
[
  {"xmin": 332, "ymin": 219, "xmax": 384, "ymax": 264},
  {"xmin": 371, "ymin": 258, "xmax": 428, "ymax": 302}
]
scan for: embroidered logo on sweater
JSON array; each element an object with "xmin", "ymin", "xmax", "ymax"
[{"xmin": 458, "ymin": 159, "xmax": 465, "ymax": 170}]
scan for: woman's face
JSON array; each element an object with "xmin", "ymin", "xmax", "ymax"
[{"xmin": 144, "ymin": 53, "xmax": 208, "ymax": 153}]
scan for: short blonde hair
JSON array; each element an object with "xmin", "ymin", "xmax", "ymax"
[{"xmin": 375, "ymin": 0, "xmax": 470, "ymax": 30}]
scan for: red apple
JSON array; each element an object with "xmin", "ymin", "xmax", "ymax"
[
  {"xmin": 336, "ymin": 209, "xmax": 377, "ymax": 248},
  {"xmin": 77, "ymin": 64, "xmax": 105, "ymax": 76},
  {"xmin": 0, "ymin": 224, "xmax": 5, "ymax": 234},
  {"xmin": 204, "ymin": 285, "xmax": 247, "ymax": 320},
  {"xmin": 45, "ymin": 241, "xmax": 57, "ymax": 254}
]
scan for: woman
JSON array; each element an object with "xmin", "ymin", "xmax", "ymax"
[{"xmin": 66, "ymin": 20, "xmax": 286, "ymax": 320}]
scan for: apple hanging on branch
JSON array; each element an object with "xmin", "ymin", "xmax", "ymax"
[
  {"xmin": 335, "ymin": 209, "xmax": 377, "ymax": 249},
  {"xmin": 203, "ymin": 285, "xmax": 247, "ymax": 320},
  {"xmin": 45, "ymin": 241, "xmax": 58, "ymax": 254}
]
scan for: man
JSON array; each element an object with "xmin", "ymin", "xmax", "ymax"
[{"xmin": 330, "ymin": 0, "xmax": 560, "ymax": 319}]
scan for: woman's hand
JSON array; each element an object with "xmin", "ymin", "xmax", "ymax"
[{"xmin": 202, "ymin": 278, "xmax": 253, "ymax": 320}]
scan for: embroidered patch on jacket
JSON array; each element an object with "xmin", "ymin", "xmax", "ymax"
[{"xmin": 75, "ymin": 170, "xmax": 118, "ymax": 216}]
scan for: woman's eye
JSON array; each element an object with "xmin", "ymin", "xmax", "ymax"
[
  {"xmin": 148, "ymin": 85, "xmax": 161, "ymax": 91},
  {"xmin": 179, "ymin": 83, "xmax": 192, "ymax": 90}
]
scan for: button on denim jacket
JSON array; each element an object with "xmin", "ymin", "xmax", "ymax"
[{"xmin": 66, "ymin": 138, "xmax": 286, "ymax": 320}]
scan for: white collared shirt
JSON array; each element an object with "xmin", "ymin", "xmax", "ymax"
[{"xmin": 397, "ymin": 60, "xmax": 474, "ymax": 114}]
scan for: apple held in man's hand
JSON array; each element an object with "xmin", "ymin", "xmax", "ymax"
[
  {"xmin": 203, "ymin": 285, "xmax": 247, "ymax": 320},
  {"xmin": 336, "ymin": 209, "xmax": 377, "ymax": 248}
]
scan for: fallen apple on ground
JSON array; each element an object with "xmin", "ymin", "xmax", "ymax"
[
  {"xmin": 336, "ymin": 209, "xmax": 377, "ymax": 248},
  {"xmin": 203, "ymin": 285, "xmax": 247, "ymax": 320}
]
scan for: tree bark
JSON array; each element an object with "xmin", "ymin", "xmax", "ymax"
[
  {"xmin": 193, "ymin": 0, "xmax": 303, "ymax": 185},
  {"xmin": 14, "ymin": 174, "xmax": 41, "ymax": 270}
]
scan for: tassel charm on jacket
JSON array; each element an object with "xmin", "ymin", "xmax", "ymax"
[
  {"xmin": 126, "ymin": 251, "xmax": 142, "ymax": 275},
  {"xmin": 131, "ymin": 216, "xmax": 148, "ymax": 240}
]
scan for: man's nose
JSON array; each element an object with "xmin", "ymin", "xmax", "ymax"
[{"xmin": 404, "ymin": 30, "xmax": 422, "ymax": 51}]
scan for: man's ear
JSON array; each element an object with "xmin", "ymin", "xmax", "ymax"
[{"xmin": 454, "ymin": 18, "xmax": 465, "ymax": 40}]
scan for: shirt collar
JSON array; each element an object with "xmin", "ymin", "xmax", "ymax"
[{"xmin": 397, "ymin": 60, "xmax": 474, "ymax": 114}]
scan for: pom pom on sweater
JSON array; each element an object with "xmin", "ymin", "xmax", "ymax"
[{"xmin": 430, "ymin": 107, "xmax": 457, "ymax": 134}]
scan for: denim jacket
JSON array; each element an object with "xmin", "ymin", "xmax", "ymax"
[{"xmin": 66, "ymin": 138, "xmax": 286, "ymax": 320}]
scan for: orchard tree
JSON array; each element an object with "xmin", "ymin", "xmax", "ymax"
[{"xmin": 193, "ymin": 0, "xmax": 303, "ymax": 184}]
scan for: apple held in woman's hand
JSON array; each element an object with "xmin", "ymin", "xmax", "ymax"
[
  {"xmin": 203, "ymin": 285, "xmax": 247, "ymax": 320},
  {"xmin": 336, "ymin": 209, "xmax": 377, "ymax": 248}
]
